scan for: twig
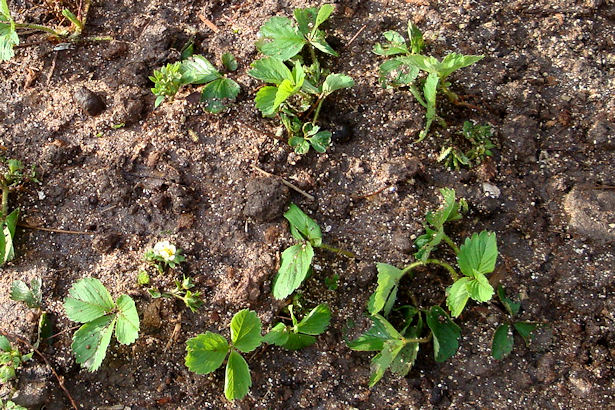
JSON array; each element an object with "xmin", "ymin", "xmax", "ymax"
[
  {"xmin": 197, "ymin": 13, "xmax": 220, "ymax": 32},
  {"xmin": 593, "ymin": 185, "xmax": 615, "ymax": 190},
  {"xmin": 346, "ymin": 24, "xmax": 367, "ymax": 47},
  {"xmin": 164, "ymin": 312, "xmax": 182, "ymax": 352},
  {"xmin": 251, "ymin": 165, "xmax": 315, "ymax": 201},
  {"xmin": 18, "ymin": 223, "xmax": 93, "ymax": 235},
  {"xmin": 46, "ymin": 325, "xmax": 81, "ymax": 340},
  {"xmin": 353, "ymin": 185, "xmax": 392, "ymax": 200},
  {"xmin": 46, "ymin": 52, "xmax": 58, "ymax": 86},
  {"xmin": 0, "ymin": 331, "xmax": 78, "ymax": 410}
]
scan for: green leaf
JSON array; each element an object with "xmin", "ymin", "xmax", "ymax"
[
  {"xmin": 0, "ymin": 335, "xmax": 10, "ymax": 352},
  {"xmin": 347, "ymin": 314, "xmax": 401, "ymax": 351},
  {"xmin": 407, "ymin": 22, "xmax": 424, "ymax": 54},
  {"xmin": 3, "ymin": 208, "xmax": 19, "ymax": 263},
  {"xmin": 263, "ymin": 322, "xmax": 289, "ymax": 346},
  {"xmin": 492, "ymin": 323, "xmax": 513, "ymax": 360},
  {"xmin": 272, "ymin": 242, "xmax": 314, "ymax": 300},
  {"xmin": 10, "ymin": 278, "xmax": 42, "ymax": 308},
  {"xmin": 398, "ymin": 54, "xmax": 440, "ymax": 74},
  {"xmin": 309, "ymin": 29, "xmax": 338, "ymax": 56},
  {"xmin": 513, "ymin": 322, "xmax": 539, "ymax": 346},
  {"xmin": 254, "ymin": 86, "xmax": 278, "ymax": 117},
  {"xmin": 296, "ymin": 304, "xmax": 331, "ymax": 335},
  {"xmin": 497, "ymin": 285, "xmax": 521, "ymax": 316},
  {"xmin": 418, "ymin": 71, "xmax": 439, "ymax": 141},
  {"xmin": 230, "ymin": 310, "xmax": 262, "ymax": 353},
  {"xmin": 249, "ymin": 57, "xmax": 293, "ymax": 85},
  {"xmin": 368, "ymin": 263, "xmax": 405, "ymax": 316},
  {"xmin": 62, "ymin": 9, "xmax": 83, "ymax": 33},
  {"xmin": 180, "ymin": 55, "xmax": 221, "ymax": 85},
  {"xmin": 259, "ymin": 17, "xmax": 306, "ymax": 61},
  {"xmin": 36, "ymin": 312, "xmax": 53, "ymax": 348},
  {"xmin": 467, "ymin": 272, "xmax": 494, "ymax": 303},
  {"xmin": 64, "ymin": 278, "xmax": 115, "ymax": 323},
  {"xmin": 221, "ymin": 52, "xmax": 238, "ymax": 71},
  {"xmin": 368, "ymin": 338, "xmax": 404, "ymax": 387},
  {"xmin": 273, "ymin": 79, "xmax": 299, "ymax": 108},
  {"xmin": 0, "ymin": 365, "xmax": 15, "ymax": 383},
  {"xmin": 390, "ymin": 325, "xmax": 421, "ymax": 377},
  {"xmin": 294, "ymin": 7, "xmax": 318, "ymax": 35},
  {"xmin": 373, "ymin": 30, "xmax": 408, "ymax": 56},
  {"xmin": 307, "ymin": 131, "xmax": 331, "ymax": 153},
  {"xmin": 446, "ymin": 277, "xmax": 471, "ymax": 318},
  {"xmin": 289, "ymin": 136, "xmax": 310, "ymax": 154},
  {"xmin": 284, "ymin": 204, "xmax": 322, "ymax": 246},
  {"xmin": 0, "ymin": 21, "xmax": 18, "ymax": 62},
  {"xmin": 437, "ymin": 53, "xmax": 484, "ymax": 80},
  {"xmin": 224, "ymin": 350, "xmax": 251, "ymax": 401},
  {"xmin": 185, "ymin": 332, "xmax": 230, "ymax": 374},
  {"xmin": 322, "ymin": 73, "xmax": 354, "ymax": 96},
  {"xmin": 414, "ymin": 227, "xmax": 443, "ymax": 262},
  {"xmin": 427, "ymin": 188, "xmax": 461, "ymax": 228},
  {"xmin": 457, "ymin": 231, "xmax": 498, "ymax": 277},
  {"xmin": 0, "ymin": 0, "xmax": 11, "ymax": 21},
  {"xmin": 313, "ymin": 4, "xmax": 334, "ymax": 32},
  {"xmin": 426, "ymin": 306, "xmax": 460, "ymax": 362},
  {"xmin": 114, "ymin": 295, "xmax": 139, "ymax": 345},
  {"xmin": 200, "ymin": 77, "xmax": 240, "ymax": 114},
  {"xmin": 71, "ymin": 315, "xmax": 115, "ymax": 371},
  {"xmin": 283, "ymin": 332, "xmax": 316, "ymax": 350}
]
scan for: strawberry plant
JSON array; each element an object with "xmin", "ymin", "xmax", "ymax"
[
  {"xmin": 64, "ymin": 278, "xmax": 140, "ymax": 371},
  {"xmin": 491, "ymin": 285, "xmax": 540, "ymax": 360},
  {"xmin": 249, "ymin": 4, "xmax": 354, "ymax": 154},
  {"xmin": 374, "ymin": 22, "xmax": 484, "ymax": 141},
  {"xmin": 148, "ymin": 276, "xmax": 203, "ymax": 313},
  {"xmin": 438, "ymin": 121, "xmax": 495, "ymax": 169},
  {"xmin": 144, "ymin": 240, "xmax": 186, "ymax": 273},
  {"xmin": 264, "ymin": 303, "xmax": 331, "ymax": 350},
  {"xmin": 348, "ymin": 188, "xmax": 499, "ymax": 385},
  {"xmin": 185, "ymin": 309, "xmax": 262, "ymax": 401},
  {"xmin": 150, "ymin": 53, "xmax": 240, "ymax": 112},
  {"xmin": 0, "ymin": 336, "xmax": 31, "ymax": 384},
  {"xmin": 272, "ymin": 204, "xmax": 353, "ymax": 299}
]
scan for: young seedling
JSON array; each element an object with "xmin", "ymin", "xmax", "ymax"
[
  {"xmin": 185, "ymin": 309, "xmax": 262, "ymax": 401},
  {"xmin": 348, "ymin": 188, "xmax": 499, "ymax": 385},
  {"xmin": 264, "ymin": 304, "xmax": 331, "ymax": 350},
  {"xmin": 10, "ymin": 278, "xmax": 53, "ymax": 348},
  {"xmin": 0, "ymin": 0, "xmax": 87, "ymax": 61},
  {"xmin": 249, "ymin": 4, "xmax": 354, "ymax": 154},
  {"xmin": 0, "ymin": 400, "xmax": 26, "ymax": 409},
  {"xmin": 438, "ymin": 121, "xmax": 495, "ymax": 169},
  {"xmin": 64, "ymin": 278, "xmax": 140, "ymax": 371},
  {"xmin": 148, "ymin": 276, "xmax": 203, "ymax": 313},
  {"xmin": 491, "ymin": 285, "xmax": 540, "ymax": 360},
  {"xmin": 374, "ymin": 21, "xmax": 484, "ymax": 141},
  {"xmin": 150, "ymin": 53, "xmax": 240, "ymax": 112},
  {"xmin": 272, "ymin": 203, "xmax": 353, "ymax": 300},
  {"xmin": 144, "ymin": 240, "xmax": 186, "ymax": 274},
  {"xmin": 0, "ymin": 335, "xmax": 32, "ymax": 384}
]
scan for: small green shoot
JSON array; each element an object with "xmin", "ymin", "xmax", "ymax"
[
  {"xmin": 144, "ymin": 240, "xmax": 186, "ymax": 273},
  {"xmin": 491, "ymin": 285, "xmax": 540, "ymax": 360},
  {"xmin": 272, "ymin": 204, "xmax": 353, "ymax": 299},
  {"xmin": 349, "ymin": 188, "xmax": 499, "ymax": 386},
  {"xmin": 374, "ymin": 21, "xmax": 484, "ymax": 141},
  {"xmin": 438, "ymin": 121, "xmax": 495, "ymax": 169},
  {"xmin": 0, "ymin": 335, "xmax": 32, "ymax": 384},
  {"xmin": 150, "ymin": 54, "xmax": 240, "ymax": 112},
  {"xmin": 10, "ymin": 278, "xmax": 42, "ymax": 309},
  {"xmin": 0, "ymin": 400, "xmax": 26, "ymax": 409},
  {"xmin": 264, "ymin": 304, "xmax": 331, "ymax": 350},
  {"xmin": 148, "ymin": 276, "xmax": 203, "ymax": 313},
  {"xmin": 64, "ymin": 278, "xmax": 140, "ymax": 372},
  {"xmin": 185, "ymin": 309, "xmax": 262, "ymax": 401},
  {"xmin": 137, "ymin": 270, "xmax": 150, "ymax": 286},
  {"xmin": 325, "ymin": 274, "xmax": 339, "ymax": 290}
]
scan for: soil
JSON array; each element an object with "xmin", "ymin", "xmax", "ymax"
[{"xmin": 1, "ymin": 0, "xmax": 614, "ymax": 408}]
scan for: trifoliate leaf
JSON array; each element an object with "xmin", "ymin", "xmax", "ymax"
[
  {"xmin": 347, "ymin": 314, "xmax": 401, "ymax": 351},
  {"xmin": 230, "ymin": 310, "xmax": 262, "ymax": 353},
  {"xmin": 71, "ymin": 315, "xmax": 115, "ymax": 371},
  {"xmin": 307, "ymin": 130, "xmax": 331, "ymax": 153},
  {"xmin": 10, "ymin": 278, "xmax": 42, "ymax": 309},
  {"xmin": 64, "ymin": 278, "xmax": 115, "ymax": 323},
  {"xmin": 114, "ymin": 295, "xmax": 139, "ymax": 345},
  {"xmin": 513, "ymin": 322, "xmax": 539, "ymax": 346},
  {"xmin": 180, "ymin": 55, "xmax": 221, "ymax": 85},
  {"xmin": 272, "ymin": 242, "xmax": 314, "ymax": 300},
  {"xmin": 284, "ymin": 204, "xmax": 322, "ymax": 246},
  {"xmin": 367, "ymin": 263, "xmax": 405, "ymax": 316},
  {"xmin": 185, "ymin": 332, "xmax": 230, "ymax": 374},
  {"xmin": 492, "ymin": 323, "xmax": 513, "ymax": 360},
  {"xmin": 200, "ymin": 77, "xmax": 240, "ymax": 114},
  {"xmin": 224, "ymin": 350, "xmax": 251, "ymax": 401},
  {"xmin": 457, "ymin": 231, "xmax": 498, "ymax": 277},
  {"xmin": 467, "ymin": 272, "xmax": 494, "ymax": 303},
  {"xmin": 373, "ymin": 30, "xmax": 408, "ymax": 56},
  {"xmin": 368, "ymin": 338, "xmax": 405, "ymax": 387},
  {"xmin": 322, "ymin": 73, "xmax": 354, "ymax": 96},
  {"xmin": 378, "ymin": 58, "xmax": 420, "ymax": 87},
  {"xmin": 289, "ymin": 136, "xmax": 310, "ymax": 154},
  {"xmin": 426, "ymin": 306, "xmax": 460, "ymax": 362},
  {"xmin": 497, "ymin": 285, "xmax": 521, "ymax": 316},
  {"xmin": 221, "ymin": 52, "xmax": 238, "ymax": 71},
  {"xmin": 437, "ymin": 53, "xmax": 484, "ymax": 80},
  {"xmin": 296, "ymin": 304, "xmax": 331, "ymax": 335},
  {"xmin": 446, "ymin": 277, "xmax": 471, "ymax": 318},
  {"xmin": 254, "ymin": 86, "xmax": 278, "ymax": 117},
  {"xmin": 259, "ymin": 17, "xmax": 306, "ymax": 61},
  {"xmin": 249, "ymin": 57, "xmax": 293, "ymax": 85}
]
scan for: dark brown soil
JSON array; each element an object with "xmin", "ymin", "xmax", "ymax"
[{"xmin": 1, "ymin": 0, "xmax": 614, "ymax": 408}]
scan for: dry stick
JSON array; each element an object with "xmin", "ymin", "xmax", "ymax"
[
  {"xmin": 346, "ymin": 24, "xmax": 367, "ymax": 47},
  {"xmin": 197, "ymin": 13, "xmax": 220, "ymax": 32},
  {"xmin": 251, "ymin": 165, "xmax": 315, "ymax": 201},
  {"xmin": 353, "ymin": 184, "xmax": 392, "ymax": 200},
  {"xmin": 0, "ymin": 331, "xmax": 78, "ymax": 410},
  {"xmin": 18, "ymin": 223, "xmax": 93, "ymax": 235},
  {"xmin": 46, "ymin": 52, "xmax": 58, "ymax": 86}
]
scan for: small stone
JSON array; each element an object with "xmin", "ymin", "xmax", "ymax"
[
  {"xmin": 74, "ymin": 87, "xmax": 105, "ymax": 116},
  {"xmin": 243, "ymin": 178, "xmax": 290, "ymax": 222},
  {"xmin": 564, "ymin": 186, "xmax": 615, "ymax": 243},
  {"xmin": 92, "ymin": 232, "xmax": 121, "ymax": 253},
  {"xmin": 482, "ymin": 182, "xmax": 501, "ymax": 198}
]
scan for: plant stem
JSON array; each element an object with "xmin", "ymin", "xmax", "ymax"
[
  {"xmin": 1, "ymin": 183, "xmax": 9, "ymax": 219},
  {"xmin": 319, "ymin": 243, "xmax": 355, "ymax": 259},
  {"xmin": 442, "ymin": 234, "xmax": 460, "ymax": 254},
  {"xmin": 312, "ymin": 95, "xmax": 325, "ymax": 124},
  {"xmin": 401, "ymin": 258, "xmax": 459, "ymax": 281},
  {"xmin": 402, "ymin": 333, "xmax": 432, "ymax": 344},
  {"xmin": 15, "ymin": 23, "xmax": 63, "ymax": 37}
]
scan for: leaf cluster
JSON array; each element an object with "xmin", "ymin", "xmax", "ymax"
[
  {"xmin": 64, "ymin": 278, "xmax": 140, "ymax": 371},
  {"xmin": 491, "ymin": 285, "xmax": 540, "ymax": 360},
  {"xmin": 374, "ymin": 21, "xmax": 484, "ymax": 141},
  {"xmin": 144, "ymin": 240, "xmax": 186, "ymax": 273},
  {"xmin": 0, "ymin": 336, "xmax": 32, "ymax": 384},
  {"xmin": 264, "ymin": 304, "xmax": 331, "ymax": 350},
  {"xmin": 148, "ymin": 275, "xmax": 203, "ymax": 313},
  {"xmin": 150, "ymin": 54, "xmax": 240, "ymax": 113},
  {"xmin": 438, "ymin": 121, "xmax": 496, "ymax": 169},
  {"xmin": 185, "ymin": 309, "xmax": 262, "ymax": 401}
]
